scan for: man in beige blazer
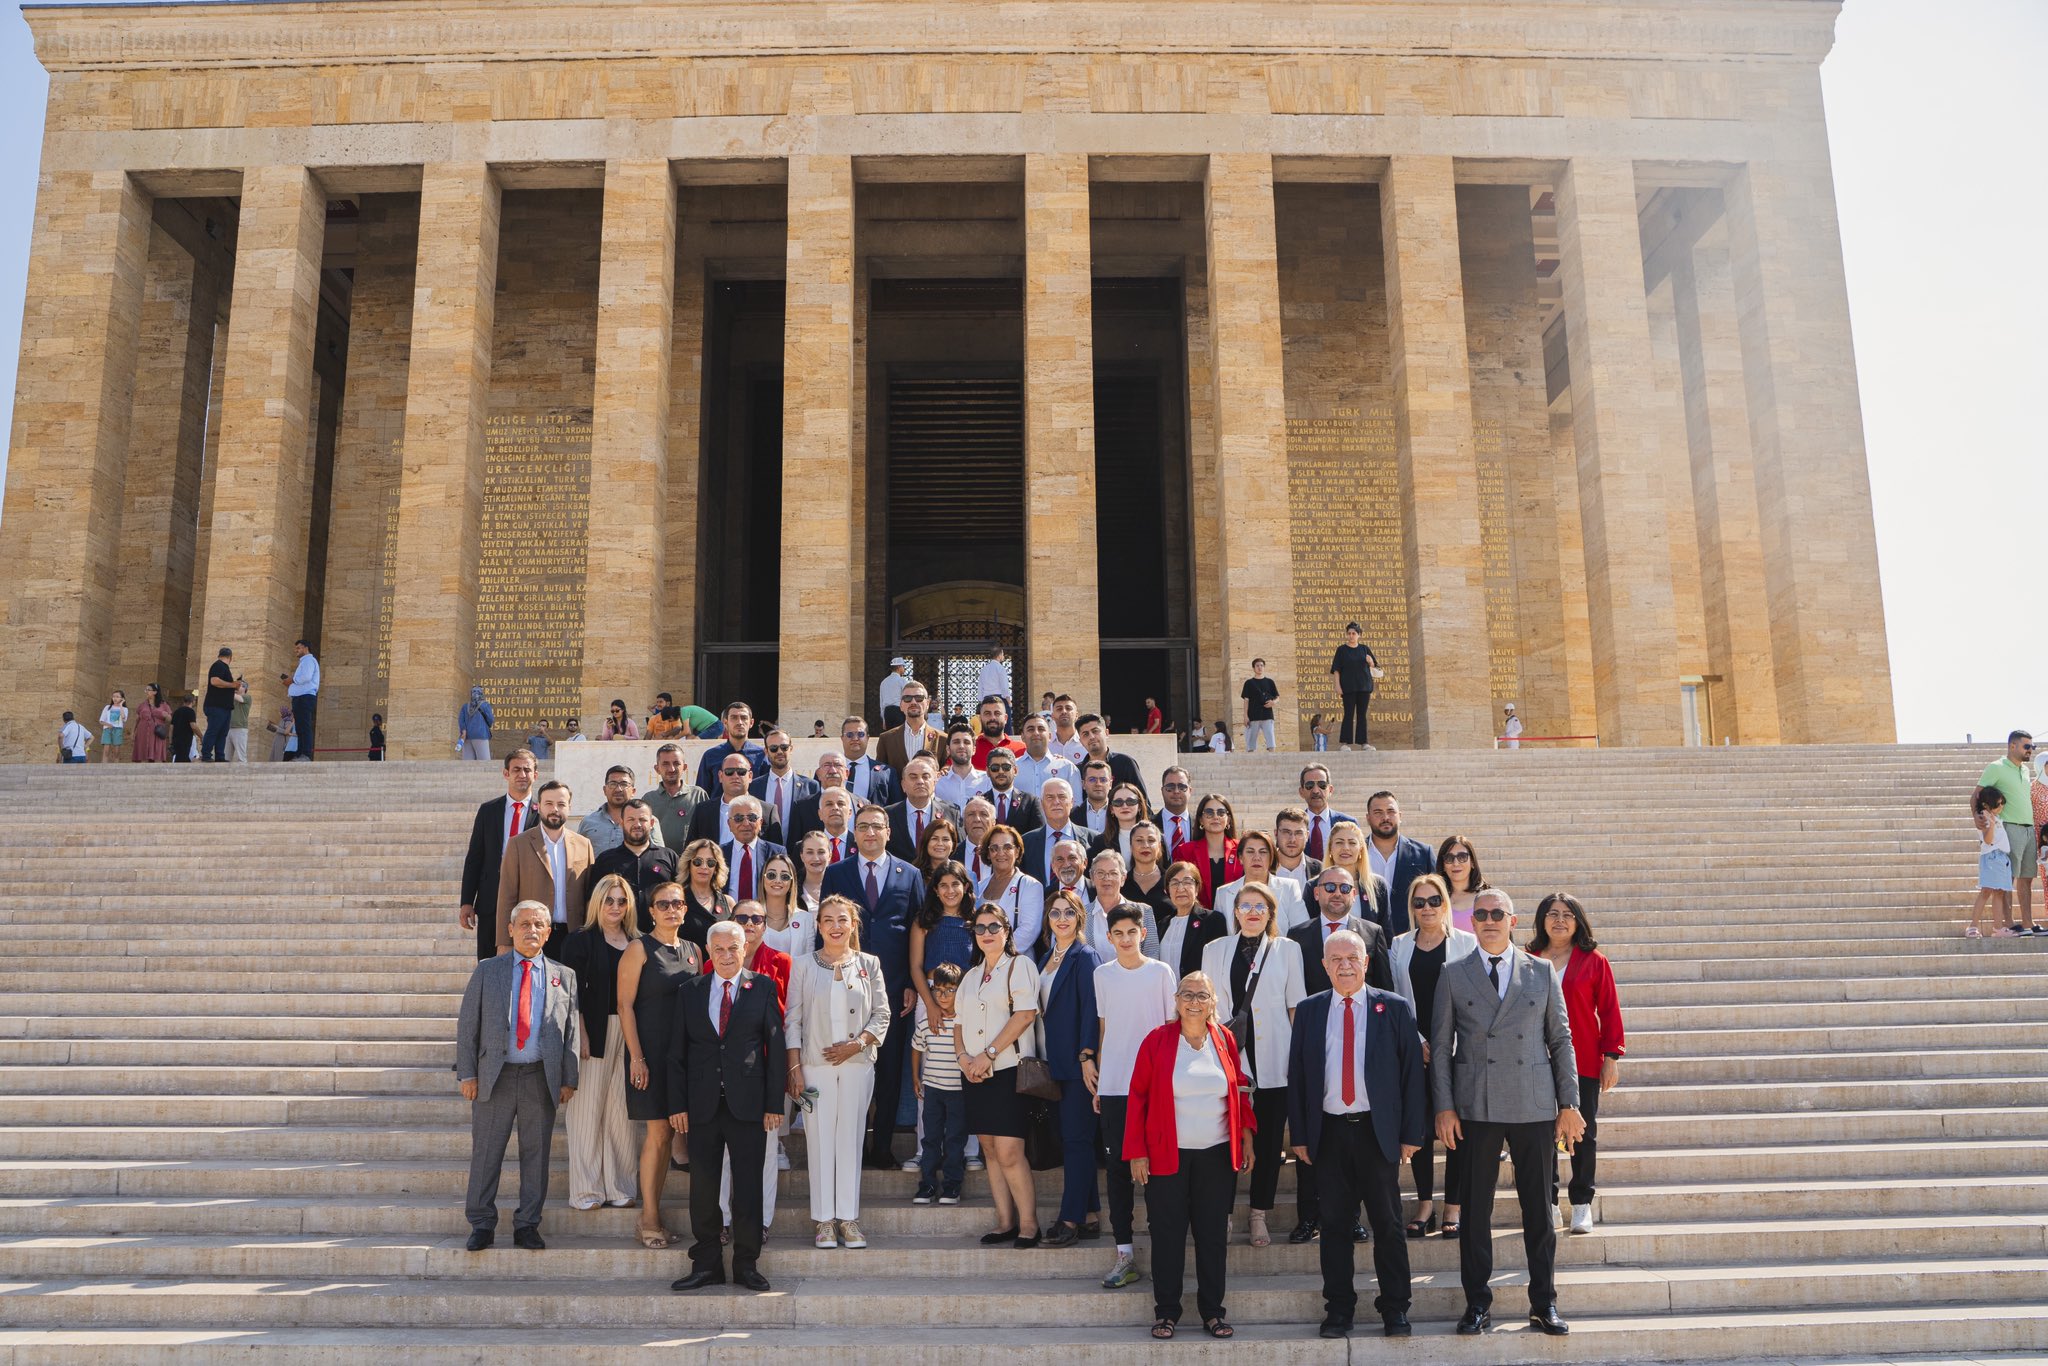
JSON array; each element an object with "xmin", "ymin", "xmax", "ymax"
[
  {"xmin": 875, "ymin": 679, "xmax": 944, "ymax": 775},
  {"xmin": 497, "ymin": 779, "xmax": 595, "ymax": 959}
]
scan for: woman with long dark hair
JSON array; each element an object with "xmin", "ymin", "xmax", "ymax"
[{"xmin": 1527, "ymin": 892, "xmax": 1624, "ymax": 1235}]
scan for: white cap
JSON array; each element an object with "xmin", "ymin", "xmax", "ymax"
[
  {"xmin": 1503, "ymin": 703, "xmax": 1516, "ymax": 712},
  {"xmin": 890, "ymin": 656, "xmax": 911, "ymax": 669}
]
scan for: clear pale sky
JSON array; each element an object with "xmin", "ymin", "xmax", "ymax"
[{"xmin": 0, "ymin": 0, "xmax": 2039, "ymax": 744}]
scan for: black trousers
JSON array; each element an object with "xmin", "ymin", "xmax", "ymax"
[
  {"xmin": 1314, "ymin": 1114, "xmax": 1411, "ymax": 1322},
  {"xmin": 1559, "ymin": 1076, "xmax": 1601, "ymax": 1205},
  {"xmin": 864, "ymin": 1011, "xmax": 914, "ymax": 1162},
  {"xmin": 1247, "ymin": 1086, "xmax": 1288, "ymax": 1210},
  {"xmin": 1099, "ymin": 1095, "xmax": 1137, "ymax": 1244},
  {"xmin": 1339, "ymin": 691, "xmax": 1372, "ymax": 746},
  {"xmin": 1411, "ymin": 1057, "xmax": 1466, "ymax": 1209},
  {"xmin": 1458, "ymin": 1119, "xmax": 1558, "ymax": 1313},
  {"xmin": 1144, "ymin": 1142, "xmax": 1233, "ymax": 1324},
  {"xmin": 289, "ymin": 694, "xmax": 317, "ymax": 759},
  {"xmin": 687, "ymin": 1100, "xmax": 768, "ymax": 1275}
]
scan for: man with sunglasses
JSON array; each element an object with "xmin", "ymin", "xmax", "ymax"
[
  {"xmin": 688, "ymin": 755, "xmax": 785, "ymax": 847},
  {"xmin": 841, "ymin": 715, "xmax": 899, "ymax": 806},
  {"xmin": 877, "ymin": 681, "xmax": 944, "ymax": 775},
  {"xmin": 718, "ymin": 795, "xmax": 785, "ymax": 905},
  {"xmin": 748, "ymin": 727, "xmax": 817, "ymax": 836},
  {"xmin": 1431, "ymin": 889, "xmax": 1583, "ymax": 1337},
  {"xmin": 1155, "ymin": 767, "xmax": 1196, "ymax": 851},
  {"xmin": 1296, "ymin": 765, "xmax": 1354, "ymax": 864},
  {"xmin": 981, "ymin": 749, "xmax": 1041, "ymax": 834},
  {"xmin": 1981, "ymin": 731, "xmax": 2041, "ymax": 934}
]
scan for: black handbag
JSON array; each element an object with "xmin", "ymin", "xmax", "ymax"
[
  {"xmin": 1226, "ymin": 939, "xmax": 1271, "ymax": 1061},
  {"xmin": 1022, "ymin": 1099, "xmax": 1063, "ymax": 1171}
]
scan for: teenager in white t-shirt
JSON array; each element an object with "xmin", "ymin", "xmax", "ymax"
[{"xmin": 1089, "ymin": 904, "xmax": 1178, "ymax": 1290}]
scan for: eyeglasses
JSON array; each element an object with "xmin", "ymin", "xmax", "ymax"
[
  {"xmin": 730, "ymin": 813, "xmax": 761, "ymax": 823},
  {"xmin": 1048, "ymin": 907, "xmax": 1078, "ymax": 919},
  {"xmin": 1411, "ymin": 894, "xmax": 1445, "ymax": 909},
  {"xmin": 1110, "ymin": 797, "xmax": 1139, "ymax": 808},
  {"xmin": 731, "ymin": 913, "xmax": 766, "ymax": 927},
  {"xmin": 765, "ymin": 744, "xmax": 789, "ymax": 753},
  {"xmin": 652, "ymin": 900, "xmax": 685, "ymax": 911},
  {"xmin": 973, "ymin": 923, "xmax": 1007, "ymax": 936},
  {"xmin": 1470, "ymin": 907, "xmax": 1509, "ymax": 922},
  {"xmin": 1177, "ymin": 991, "xmax": 1214, "ymax": 1003},
  {"xmin": 1443, "ymin": 850, "xmax": 1472, "ymax": 863},
  {"xmin": 763, "ymin": 870, "xmax": 792, "ymax": 882},
  {"xmin": 1302, "ymin": 780, "xmax": 1328, "ymax": 790}
]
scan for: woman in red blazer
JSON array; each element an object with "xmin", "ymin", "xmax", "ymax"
[
  {"xmin": 1170, "ymin": 792, "xmax": 1243, "ymax": 908},
  {"xmin": 1123, "ymin": 970, "xmax": 1256, "ymax": 1340},
  {"xmin": 1529, "ymin": 893, "xmax": 1625, "ymax": 1234}
]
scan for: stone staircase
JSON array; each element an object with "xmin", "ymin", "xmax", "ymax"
[{"xmin": 1, "ymin": 744, "xmax": 2046, "ymax": 1362}]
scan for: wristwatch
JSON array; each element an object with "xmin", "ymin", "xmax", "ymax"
[
  {"xmin": 983, "ymin": 1047, "xmax": 998, "ymax": 1061},
  {"xmin": 1078, "ymin": 1049, "xmax": 1096, "ymax": 1062}
]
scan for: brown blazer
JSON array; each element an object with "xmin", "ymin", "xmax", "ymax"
[
  {"xmin": 875, "ymin": 722, "xmax": 944, "ymax": 777},
  {"xmin": 496, "ymin": 826, "xmax": 597, "ymax": 950}
]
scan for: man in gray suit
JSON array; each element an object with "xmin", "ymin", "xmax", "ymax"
[
  {"xmin": 1431, "ymin": 888, "xmax": 1584, "ymax": 1337},
  {"xmin": 456, "ymin": 900, "xmax": 581, "ymax": 1251}
]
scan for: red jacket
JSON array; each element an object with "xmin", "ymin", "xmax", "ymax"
[
  {"xmin": 1560, "ymin": 948, "xmax": 1624, "ymax": 1079},
  {"xmin": 747, "ymin": 943, "xmax": 792, "ymax": 1014},
  {"xmin": 1122, "ymin": 1021, "xmax": 1256, "ymax": 1176},
  {"xmin": 1171, "ymin": 838, "xmax": 1242, "ymax": 909}
]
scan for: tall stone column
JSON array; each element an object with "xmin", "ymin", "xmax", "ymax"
[
  {"xmin": 1672, "ymin": 238, "xmax": 1780, "ymax": 745},
  {"xmin": 582, "ymin": 160, "xmax": 677, "ymax": 728},
  {"xmin": 1553, "ymin": 158, "xmax": 1683, "ymax": 747},
  {"xmin": 778, "ymin": 155, "xmax": 858, "ymax": 720},
  {"xmin": 196, "ymin": 165, "xmax": 326, "ymax": 735},
  {"xmin": 386, "ymin": 164, "xmax": 501, "ymax": 759},
  {"xmin": 1380, "ymin": 156, "xmax": 1492, "ymax": 748},
  {"xmin": 1023, "ymin": 153, "xmax": 1102, "ymax": 709},
  {"xmin": 184, "ymin": 296, "xmax": 231, "ymax": 690},
  {"xmin": 1725, "ymin": 147, "xmax": 1895, "ymax": 743},
  {"xmin": 663, "ymin": 225, "xmax": 706, "ymax": 697},
  {"xmin": 0, "ymin": 168, "xmax": 151, "ymax": 757},
  {"xmin": 1201, "ymin": 155, "xmax": 1299, "ymax": 745}
]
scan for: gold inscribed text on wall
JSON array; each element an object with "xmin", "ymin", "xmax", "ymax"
[
  {"xmin": 475, "ymin": 411, "xmax": 589, "ymax": 738},
  {"xmin": 1472, "ymin": 417, "xmax": 1523, "ymax": 712}
]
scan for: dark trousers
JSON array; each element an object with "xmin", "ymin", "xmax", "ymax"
[
  {"xmin": 289, "ymin": 694, "xmax": 317, "ymax": 759},
  {"xmin": 865, "ymin": 1014, "xmax": 914, "ymax": 1162},
  {"xmin": 1458, "ymin": 1119, "xmax": 1558, "ymax": 1313},
  {"xmin": 1559, "ymin": 1076, "xmax": 1601, "ymax": 1205},
  {"xmin": 464, "ymin": 1061, "xmax": 556, "ymax": 1232},
  {"xmin": 1314, "ymin": 1114, "xmax": 1411, "ymax": 1322},
  {"xmin": 919, "ymin": 1086, "xmax": 968, "ymax": 1187},
  {"xmin": 201, "ymin": 705, "xmax": 231, "ymax": 762},
  {"xmin": 687, "ymin": 1101, "xmax": 768, "ymax": 1275},
  {"xmin": 1144, "ymin": 1142, "xmax": 1233, "ymax": 1324},
  {"xmin": 1054, "ymin": 1079, "xmax": 1101, "ymax": 1225},
  {"xmin": 882, "ymin": 705, "xmax": 904, "ymax": 730},
  {"xmin": 1411, "ymin": 1057, "xmax": 1466, "ymax": 1210},
  {"xmin": 1339, "ymin": 691, "xmax": 1372, "ymax": 746},
  {"xmin": 1247, "ymin": 1086, "xmax": 1288, "ymax": 1210},
  {"xmin": 1098, "ymin": 1095, "xmax": 1137, "ymax": 1244}
]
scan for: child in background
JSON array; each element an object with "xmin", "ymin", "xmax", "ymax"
[
  {"xmin": 98, "ymin": 691, "xmax": 127, "ymax": 761},
  {"xmin": 1970, "ymin": 785, "xmax": 2012, "ymax": 939},
  {"xmin": 910, "ymin": 962, "xmax": 968, "ymax": 1207}
]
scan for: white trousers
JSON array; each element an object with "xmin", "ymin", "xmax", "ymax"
[
  {"xmin": 805, "ymin": 1060, "xmax": 875, "ymax": 1221},
  {"xmin": 564, "ymin": 1019, "xmax": 638, "ymax": 1207},
  {"xmin": 720, "ymin": 1095, "xmax": 787, "ymax": 1228}
]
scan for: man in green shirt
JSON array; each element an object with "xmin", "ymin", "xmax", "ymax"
[
  {"xmin": 677, "ymin": 704, "xmax": 721, "ymax": 738},
  {"xmin": 1980, "ymin": 731, "xmax": 2038, "ymax": 934}
]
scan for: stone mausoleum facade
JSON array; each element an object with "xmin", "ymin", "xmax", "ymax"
[{"xmin": 0, "ymin": 0, "xmax": 1893, "ymax": 759}]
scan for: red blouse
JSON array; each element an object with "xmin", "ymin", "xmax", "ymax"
[
  {"xmin": 1560, "ymin": 947, "xmax": 1624, "ymax": 1080},
  {"xmin": 1122, "ymin": 1021, "xmax": 1256, "ymax": 1176},
  {"xmin": 747, "ymin": 943, "xmax": 792, "ymax": 1014}
]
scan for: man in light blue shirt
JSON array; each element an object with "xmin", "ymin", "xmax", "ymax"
[{"xmin": 282, "ymin": 639, "xmax": 320, "ymax": 762}]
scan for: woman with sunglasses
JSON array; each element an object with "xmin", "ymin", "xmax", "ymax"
[
  {"xmin": 1527, "ymin": 892, "xmax": 1624, "ymax": 1235},
  {"xmin": 676, "ymin": 838, "xmax": 735, "ymax": 950},
  {"xmin": 1200, "ymin": 881, "xmax": 1305, "ymax": 1249},
  {"xmin": 1124, "ymin": 970, "xmax": 1256, "ymax": 1339},
  {"xmin": 1158, "ymin": 859, "xmax": 1228, "ymax": 979},
  {"xmin": 1215, "ymin": 830, "xmax": 1308, "ymax": 933},
  {"xmin": 1389, "ymin": 871, "xmax": 1476, "ymax": 1237},
  {"xmin": 955, "ymin": 903, "xmax": 1043, "ymax": 1247},
  {"xmin": 1171, "ymin": 794, "xmax": 1243, "ymax": 909},
  {"xmin": 1090, "ymin": 782, "xmax": 1153, "ymax": 863},
  {"xmin": 979, "ymin": 823, "xmax": 1045, "ymax": 952},
  {"xmin": 719, "ymin": 898, "xmax": 794, "ymax": 1244},
  {"xmin": 559, "ymin": 874, "xmax": 641, "ymax": 1211},
  {"xmin": 785, "ymin": 895, "xmax": 891, "ymax": 1249},
  {"xmin": 1436, "ymin": 835, "xmax": 1492, "ymax": 934},
  {"xmin": 758, "ymin": 850, "xmax": 814, "ymax": 957},
  {"xmin": 616, "ymin": 880, "xmax": 705, "ymax": 1249},
  {"xmin": 1034, "ymin": 887, "xmax": 1104, "ymax": 1247},
  {"xmin": 601, "ymin": 697, "xmax": 640, "ymax": 741}
]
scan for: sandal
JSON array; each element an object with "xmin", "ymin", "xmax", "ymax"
[
  {"xmin": 1248, "ymin": 1210, "xmax": 1271, "ymax": 1248},
  {"xmin": 1405, "ymin": 1218, "xmax": 1429, "ymax": 1239},
  {"xmin": 1151, "ymin": 1320, "xmax": 1176, "ymax": 1340},
  {"xmin": 1203, "ymin": 1318, "xmax": 1234, "ymax": 1339},
  {"xmin": 637, "ymin": 1227, "xmax": 671, "ymax": 1250},
  {"xmin": 1439, "ymin": 1221, "xmax": 1461, "ymax": 1238}
]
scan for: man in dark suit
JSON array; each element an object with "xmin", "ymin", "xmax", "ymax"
[
  {"xmin": 1288, "ymin": 928, "xmax": 1425, "ymax": 1339},
  {"xmin": 885, "ymin": 754, "xmax": 960, "ymax": 861},
  {"xmin": 981, "ymin": 750, "xmax": 1040, "ymax": 834},
  {"xmin": 821, "ymin": 805, "xmax": 925, "ymax": 1167},
  {"xmin": 1292, "ymin": 867, "xmax": 1393, "ymax": 996},
  {"xmin": 1297, "ymin": 763, "xmax": 1356, "ymax": 863},
  {"xmin": 1364, "ymin": 791, "xmax": 1434, "ymax": 937},
  {"xmin": 874, "ymin": 680, "xmax": 944, "ymax": 775},
  {"xmin": 460, "ymin": 749, "xmax": 539, "ymax": 960},
  {"xmin": 667, "ymin": 921, "xmax": 786, "ymax": 1293},
  {"xmin": 584, "ymin": 800, "xmax": 680, "ymax": 932},
  {"xmin": 692, "ymin": 700, "xmax": 767, "ymax": 793},
  {"xmin": 1022, "ymin": 777, "xmax": 1091, "ymax": 885},
  {"xmin": 1432, "ymin": 889, "xmax": 1584, "ymax": 1337},
  {"xmin": 785, "ymin": 751, "xmax": 859, "ymax": 847},
  {"xmin": 1075, "ymin": 713, "xmax": 1146, "ymax": 798},
  {"xmin": 718, "ymin": 796, "xmax": 786, "ymax": 903},
  {"xmin": 687, "ymin": 754, "xmax": 785, "ymax": 845},
  {"xmin": 749, "ymin": 726, "xmax": 818, "ymax": 837},
  {"xmin": 841, "ymin": 715, "xmax": 898, "ymax": 806}
]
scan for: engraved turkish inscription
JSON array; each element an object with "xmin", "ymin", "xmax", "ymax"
[
  {"xmin": 475, "ymin": 411, "xmax": 590, "ymax": 737},
  {"xmin": 1472, "ymin": 417, "xmax": 1522, "ymax": 711}
]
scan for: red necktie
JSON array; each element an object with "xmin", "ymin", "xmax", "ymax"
[
  {"xmin": 515, "ymin": 959, "xmax": 533, "ymax": 1050},
  {"xmin": 1340, "ymin": 996, "xmax": 1356, "ymax": 1106},
  {"xmin": 831, "ymin": 836, "xmax": 842, "ymax": 862},
  {"xmin": 508, "ymin": 801, "xmax": 523, "ymax": 843},
  {"xmin": 738, "ymin": 846, "xmax": 754, "ymax": 900},
  {"xmin": 971, "ymin": 849, "xmax": 982, "ymax": 881},
  {"xmin": 718, "ymin": 979, "xmax": 733, "ymax": 1035},
  {"xmin": 1307, "ymin": 818, "xmax": 1324, "ymax": 861},
  {"xmin": 1172, "ymin": 815, "xmax": 1184, "ymax": 848}
]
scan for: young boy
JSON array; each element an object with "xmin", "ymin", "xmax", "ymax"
[
  {"xmin": 911, "ymin": 962, "xmax": 968, "ymax": 1205},
  {"xmin": 1090, "ymin": 903, "xmax": 1178, "ymax": 1288}
]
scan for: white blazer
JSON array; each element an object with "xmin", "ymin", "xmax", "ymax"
[
  {"xmin": 1389, "ymin": 927, "xmax": 1481, "ymax": 1012},
  {"xmin": 1215, "ymin": 875, "xmax": 1310, "ymax": 933},
  {"xmin": 1202, "ymin": 933, "xmax": 1307, "ymax": 1089}
]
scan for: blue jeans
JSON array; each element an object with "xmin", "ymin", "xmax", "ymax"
[
  {"xmin": 1055, "ymin": 1078, "xmax": 1102, "ymax": 1226},
  {"xmin": 201, "ymin": 705, "xmax": 231, "ymax": 762},
  {"xmin": 61, "ymin": 754, "xmax": 86, "ymax": 763},
  {"xmin": 919, "ymin": 1087, "xmax": 967, "ymax": 1187}
]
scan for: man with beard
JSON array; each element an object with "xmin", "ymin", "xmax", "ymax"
[
  {"xmin": 1364, "ymin": 792, "xmax": 1435, "ymax": 937},
  {"xmin": 641, "ymin": 743, "xmax": 708, "ymax": 853},
  {"xmin": 586, "ymin": 800, "xmax": 681, "ymax": 933},
  {"xmin": 1076, "ymin": 712, "xmax": 1146, "ymax": 798},
  {"xmin": 969, "ymin": 695, "xmax": 1026, "ymax": 771},
  {"xmin": 981, "ymin": 748, "xmax": 1040, "ymax": 834},
  {"xmin": 497, "ymin": 781, "xmax": 596, "ymax": 959}
]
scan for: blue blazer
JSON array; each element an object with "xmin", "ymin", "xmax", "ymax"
[
  {"xmin": 1286, "ymin": 986, "xmax": 1426, "ymax": 1166},
  {"xmin": 1032, "ymin": 940, "xmax": 1102, "ymax": 1082},
  {"xmin": 821, "ymin": 852, "xmax": 926, "ymax": 998},
  {"xmin": 750, "ymin": 771, "xmax": 819, "ymax": 830},
  {"xmin": 1368, "ymin": 836, "xmax": 1436, "ymax": 938},
  {"xmin": 847, "ymin": 755, "xmax": 900, "ymax": 807}
]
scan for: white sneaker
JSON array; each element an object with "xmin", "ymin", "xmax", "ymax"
[
  {"xmin": 814, "ymin": 1221, "xmax": 839, "ymax": 1249},
  {"xmin": 778, "ymin": 1149, "xmax": 791, "ymax": 1171},
  {"xmin": 965, "ymin": 1156, "xmax": 985, "ymax": 1172},
  {"xmin": 900, "ymin": 1157, "xmax": 922, "ymax": 1172},
  {"xmin": 839, "ymin": 1219, "xmax": 868, "ymax": 1249},
  {"xmin": 1569, "ymin": 1204, "xmax": 1594, "ymax": 1235}
]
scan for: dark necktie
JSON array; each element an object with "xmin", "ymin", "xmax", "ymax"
[
  {"xmin": 865, "ymin": 861, "xmax": 881, "ymax": 908},
  {"xmin": 997, "ymin": 793, "xmax": 1009, "ymax": 822},
  {"xmin": 718, "ymin": 979, "xmax": 733, "ymax": 1035},
  {"xmin": 914, "ymin": 808, "xmax": 925, "ymax": 842},
  {"xmin": 1488, "ymin": 955, "xmax": 1504, "ymax": 994},
  {"xmin": 1307, "ymin": 817, "xmax": 1324, "ymax": 861},
  {"xmin": 737, "ymin": 845, "xmax": 754, "ymax": 900}
]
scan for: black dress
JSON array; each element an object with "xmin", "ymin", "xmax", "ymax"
[{"xmin": 624, "ymin": 934, "xmax": 703, "ymax": 1122}]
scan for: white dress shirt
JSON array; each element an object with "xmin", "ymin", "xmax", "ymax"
[
  {"xmin": 1080, "ymin": 801, "xmax": 1111, "ymax": 836},
  {"xmin": 1159, "ymin": 808, "xmax": 1193, "ymax": 852},
  {"xmin": 1324, "ymin": 987, "xmax": 1370, "ymax": 1114},
  {"xmin": 504, "ymin": 796, "xmax": 530, "ymax": 847},
  {"xmin": 936, "ymin": 767, "xmax": 991, "ymax": 812},
  {"xmin": 287, "ymin": 654, "xmax": 321, "ymax": 697},
  {"xmin": 1368, "ymin": 836, "xmax": 1399, "ymax": 889},
  {"xmin": 1481, "ymin": 944, "xmax": 1519, "ymax": 1000},
  {"xmin": 1012, "ymin": 751, "xmax": 1078, "ymax": 799},
  {"xmin": 849, "ymin": 755, "xmax": 884, "ymax": 802},
  {"xmin": 1271, "ymin": 857, "xmax": 1312, "ymax": 891},
  {"xmin": 763, "ymin": 771, "xmax": 797, "ymax": 829},
  {"xmin": 544, "ymin": 830, "xmax": 569, "ymax": 924}
]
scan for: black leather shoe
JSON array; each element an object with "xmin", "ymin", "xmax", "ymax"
[
  {"xmin": 1382, "ymin": 1311, "xmax": 1411, "ymax": 1338},
  {"xmin": 735, "ymin": 1268, "xmax": 771, "ymax": 1292},
  {"xmin": 1288, "ymin": 1220, "xmax": 1319, "ymax": 1244},
  {"xmin": 1529, "ymin": 1306, "xmax": 1570, "ymax": 1336},
  {"xmin": 1042, "ymin": 1222, "xmax": 1079, "ymax": 1249},
  {"xmin": 511, "ymin": 1227, "xmax": 545, "ymax": 1251},
  {"xmin": 1350, "ymin": 1222, "xmax": 1371, "ymax": 1244},
  {"xmin": 1455, "ymin": 1307, "xmax": 1491, "ymax": 1335},
  {"xmin": 1077, "ymin": 1221, "xmax": 1102, "ymax": 1241},
  {"xmin": 464, "ymin": 1228, "xmax": 493, "ymax": 1252},
  {"xmin": 1317, "ymin": 1316, "xmax": 1351, "ymax": 1339},
  {"xmin": 670, "ymin": 1268, "xmax": 726, "ymax": 1292}
]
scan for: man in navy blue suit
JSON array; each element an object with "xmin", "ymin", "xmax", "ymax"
[
  {"xmin": 749, "ymin": 726, "xmax": 818, "ymax": 835},
  {"xmin": 820, "ymin": 804, "xmax": 925, "ymax": 1167},
  {"xmin": 1364, "ymin": 791, "xmax": 1435, "ymax": 937},
  {"xmin": 1287, "ymin": 928, "xmax": 1425, "ymax": 1340}
]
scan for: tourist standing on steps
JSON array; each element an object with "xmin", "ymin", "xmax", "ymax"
[
  {"xmin": 1968, "ymin": 786, "xmax": 2013, "ymax": 940},
  {"xmin": 282, "ymin": 639, "xmax": 319, "ymax": 760},
  {"xmin": 460, "ymin": 749, "xmax": 539, "ymax": 962},
  {"xmin": 227, "ymin": 680, "xmax": 251, "ymax": 763},
  {"xmin": 202, "ymin": 647, "xmax": 237, "ymax": 762},
  {"xmin": 1124, "ymin": 970, "xmax": 1255, "ymax": 1340},
  {"xmin": 457, "ymin": 685, "xmax": 494, "ymax": 760},
  {"xmin": 1431, "ymin": 888, "xmax": 1583, "ymax": 1338},
  {"xmin": 57, "ymin": 711, "xmax": 90, "ymax": 763},
  {"xmin": 616, "ymin": 882, "xmax": 704, "ymax": 1251},
  {"xmin": 131, "ymin": 683, "xmax": 170, "ymax": 764},
  {"xmin": 1528, "ymin": 892, "xmax": 1625, "ymax": 1236},
  {"xmin": 879, "ymin": 656, "xmax": 911, "ymax": 730},
  {"xmin": 559, "ymin": 876, "xmax": 641, "ymax": 1210},
  {"xmin": 97, "ymin": 690, "xmax": 127, "ymax": 762},
  {"xmin": 1980, "ymin": 732, "xmax": 2039, "ymax": 935},
  {"xmin": 1240, "ymin": 657, "xmax": 1280, "ymax": 753},
  {"xmin": 1328, "ymin": 622, "xmax": 1380, "ymax": 750},
  {"xmin": 457, "ymin": 901, "xmax": 580, "ymax": 1252},
  {"xmin": 168, "ymin": 692, "xmax": 198, "ymax": 763},
  {"xmin": 785, "ymin": 895, "xmax": 889, "ymax": 1251}
]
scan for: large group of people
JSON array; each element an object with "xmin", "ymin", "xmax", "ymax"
[{"xmin": 454, "ymin": 693, "xmax": 1630, "ymax": 1336}]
